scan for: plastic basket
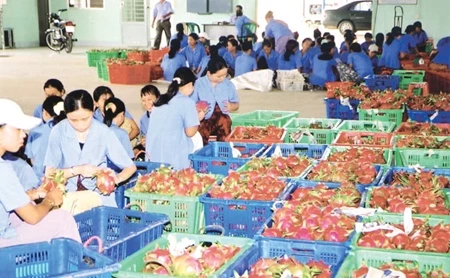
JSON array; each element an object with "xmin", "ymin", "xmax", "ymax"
[
  {"xmin": 380, "ymin": 166, "xmax": 450, "ymax": 185},
  {"xmin": 0, "ymin": 238, "xmax": 119, "ymax": 278},
  {"xmin": 358, "ymin": 106, "xmax": 405, "ymax": 128},
  {"xmin": 407, "ymin": 109, "xmax": 450, "ymax": 123},
  {"xmin": 336, "ymin": 120, "xmax": 396, "ymax": 133},
  {"xmin": 96, "ymin": 60, "xmax": 109, "ymax": 81},
  {"xmin": 86, "ymin": 50, "xmax": 120, "ymax": 67},
  {"xmin": 126, "ymin": 51, "xmax": 149, "ymax": 62},
  {"xmin": 277, "ymin": 79, "xmax": 304, "ymax": 91},
  {"xmin": 324, "ymin": 98, "xmax": 360, "ymax": 120},
  {"xmin": 321, "ymin": 146, "xmax": 393, "ymax": 168},
  {"xmin": 225, "ymin": 126, "xmax": 286, "ymax": 145},
  {"xmin": 283, "ymin": 118, "xmax": 341, "ymax": 144},
  {"xmin": 394, "ymin": 122, "xmax": 450, "ymax": 135},
  {"xmin": 393, "ymin": 135, "xmax": 450, "ymax": 167},
  {"xmin": 392, "ymin": 70, "xmax": 426, "ymax": 89},
  {"xmin": 74, "ymin": 206, "xmax": 169, "ymax": 262},
  {"xmin": 364, "ymin": 74, "xmax": 400, "ymax": 91},
  {"xmin": 336, "ymin": 249, "xmax": 450, "ymax": 278},
  {"xmin": 302, "ymin": 164, "xmax": 383, "ymax": 193},
  {"xmin": 108, "ymin": 64, "xmax": 151, "ymax": 85},
  {"xmin": 116, "ymin": 233, "xmax": 253, "ymax": 277},
  {"xmin": 188, "ymin": 142, "xmax": 267, "ymax": 176},
  {"xmin": 332, "ymin": 131, "xmax": 394, "ymax": 148},
  {"xmin": 221, "ymin": 240, "xmax": 348, "ymax": 278},
  {"xmin": 231, "ymin": 110, "xmax": 299, "ymax": 127},
  {"xmin": 262, "ymin": 143, "xmax": 328, "ymax": 160}
]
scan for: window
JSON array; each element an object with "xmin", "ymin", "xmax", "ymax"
[
  {"xmin": 122, "ymin": 0, "xmax": 145, "ymax": 22},
  {"xmin": 69, "ymin": 0, "xmax": 104, "ymax": 8},
  {"xmin": 351, "ymin": 2, "xmax": 372, "ymax": 11}
]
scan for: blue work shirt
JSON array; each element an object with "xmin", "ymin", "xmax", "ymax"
[
  {"xmin": 33, "ymin": 104, "xmax": 43, "ymax": 120},
  {"xmin": 196, "ymin": 56, "xmax": 210, "ymax": 78},
  {"xmin": 191, "ymin": 75, "xmax": 240, "ymax": 120},
  {"xmin": 110, "ymin": 124, "xmax": 134, "ymax": 159},
  {"xmin": 361, "ymin": 41, "xmax": 374, "ymax": 53},
  {"xmin": 2, "ymin": 153, "xmax": 40, "ymax": 191},
  {"xmin": 218, "ymin": 46, "xmax": 227, "ymax": 57},
  {"xmin": 140, "ymin": 111, "xmax": 150, "ymax": 136},
  {"xmin": 93, "ymin": 109, "xmax": 134, "ymax": 122},
  {"xmin": 309, "ymin": 55, "xmax": 337, "ymax": 86},
  {"xmin": 265, "ymin": 19, "xmax": 292, "ymax": 41},
  {"xmin": 258, "ymin": 50, "xmax": 280, "ymax": 71},
  {"xmin": 340, "ymin": 41, "xmax": 348, "ymax": 52},
  {"xmin": 308, "ymin": 46, "xmax": 322, "ymax": 67},
  {"xmin": 348, "ymin": 52, "xmax": 374, "ymax": 79},
  {"xmin": 400, "ymin": 34, "xmax": 416, "ymax": 54},
  {"xmin": 182, "ymin": 43, "xmax": 206, "ymax": 70},
  {"xmin": 296, "ymin": 49, "xmax": 312, "ymax": 73},
  {"xmin": 223, "ymin": 51, "xmax": 242, "ymax": 70},
  {"xmin": 277, "ymin": 53, "xmax": 298, "ymax": 70},
  {"xmin": 25, "ymin": 119, "xmax": 54, "ymax": 180},
  {"xmin": 0, "ymin": 158, "xmax": 30, "ymax": 239},
  {"xmin": 413, "ymin": 30, "xmax": 428, "ymax": 46},
  {"xmin": 432, "ymin": 44, "xmax": 450, "ymax": 65},
  {"xmin": 235, "ymin": 15, "xmax": 251, "ymax": 37},
  {"xmin": 339, "ymin": 51, "xmax": 350, "ymax": 64},
  {"xmin": 437, "ymin": 36, "xmax": 450, "ymax": 50},
  {"xmin": 371, "ymin": 55, "xmax": 379, "ymax": 68},
  {"xmin": 170, "ymin": 34, "xmax": 188, "ymax": 49},
  {"xmin": 253, "ymin": 41, "xmax": 263, "ymax": 57},
  {"xmin": 161, "ymin": 53, "xmax": 187, "ymax": 81},
  {"xmin": 44, "ymin": 119, "xmax": 134, "ymax": 201},
  {"xmin": 153, "ymin": 0, "xmax": 173, "ymax": 21},
  {"xmin": 235, "ymin": 52, "xmax": 257, "ymax": 77},
  {"xmin": 379, "ymin": 39, "xmax": 402, "ymax": 69},
  {"xmin": 146, "ymin": 93, "xmax": 199, "ymax": 170}
]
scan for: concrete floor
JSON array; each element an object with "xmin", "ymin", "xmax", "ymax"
[{"xmin": 0, "ymin": 47, "xmax": 327, "ymax": 121}]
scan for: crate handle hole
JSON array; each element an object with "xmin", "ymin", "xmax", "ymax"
[{"xmin": 228, "ymin": 205, "xmax": 247, "ymax": 210}]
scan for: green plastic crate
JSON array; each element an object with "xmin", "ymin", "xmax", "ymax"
[
  {"xmin": 393, "ymin": 135, "xmax": 450, "ymax": 167},
  {"xmin": 283, "ymin": 118, "xmax": 340, "ymax": 144},
  {"xmin": 115, "ymin": 233, "xmax": 254, "ymax": 277},
  {"xmin": 336, "ymin": 249, "xmax": 450, "ymax": 278},
  {"xmin": 86, "ymin": 51, "xmax": 120, "ymax": 67},
  {"xmin": 358, "ymin": 107, "xmax": 405, "ymax": 128},
  {"xmin": 96, "ymin": 60, "xmax": 109, "ymax": 81},
  {"xmin": 337, "ymin": 120, "xmax": 396, "ymax": 133},
  {"xmin": 322, "ymin": 146, "xmax": 393, "ymax": 168},
  {"xmin": 283, "ymin": 118, "xmax": 341, "ymax": 129},
  {"xmin": 231, "ymin": 110, "xmax": 299, "ymax": 128},
  {"xmin": 392, "ymin": 70, "xmax": 426, "ymax": 90}
]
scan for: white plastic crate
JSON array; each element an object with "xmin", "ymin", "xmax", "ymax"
[{"xmin": 278, "ymin": 79, "xmax": 304, "ymax": 92}]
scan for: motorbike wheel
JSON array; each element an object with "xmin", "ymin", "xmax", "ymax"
[
  {"xmin": 45, "ymin": 32, "xmax": 64, "ymax": 51},
  {"xmin": 65, "ymin": 34, "xmax": 73, "ymax": 53}
]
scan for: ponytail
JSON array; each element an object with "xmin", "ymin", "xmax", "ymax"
[
  {"xmin": 284, "ymin": 39, "xmax": 297, "ymax": 61},
  {"xmin": 42, "ymin": 95, "xmax": 66, "ymax": 127},
  {"xmin": 176, "ymin": 23, "xmax": 184, "ymax": 42},
  {"xmin": 385, "ymin": 32, "xmax": 394, "ymax": 46},
  {"xmin": 102, "ymin": 97, "xmax": 126, "ymax": 127},
  {"xmin": 155, "ymin": 67, "xmax": 196, "ymax": 107},
  {"xmin": 169, "ymin": 39, "xmax": 181, "ymax": 59}
]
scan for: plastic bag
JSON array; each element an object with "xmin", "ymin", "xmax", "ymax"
[{"xmin": 231, "ymin": 69, "xmax": 274, "ymax": 92}]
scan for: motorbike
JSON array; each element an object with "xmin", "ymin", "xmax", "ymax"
[{"xmin": 45, "ymin": 9, "xmax": 77, "ymax": 53}]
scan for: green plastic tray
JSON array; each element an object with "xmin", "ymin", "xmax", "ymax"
[
  {"xmin": 393, "ymin": 70, "xmax": 426, "ymax": 90},
  {"xmin": 115, "ymin": 233, "xmax": 254, "ymax": 278},
  {"xmin": 96, "ymin": 60, "xmax": 109, "ymax": 81},
  {"xmin": 358, "ymin": 106, "xmax": 405, "ymax": 128},
  {"xmin": 231, "ymin": 110, "xmax": 299, "ymax": 128},
  {"xmin": 283, "ymin": 118, "xmax": 340, "ymax": 144},
  {"xmin": 283, "ymin": 118, "xmax": 341, "ymax": 129},
  {"xmin": 86, "ymin": 51, "xmax": 120, "ymax": 67},
  {"xmin": 322, "ymin": 146, "xmax": 393, "ymax": 168},
  {"xmin": 337, "ymin": 120, "xmax": 396, "ymax": 133},
  {"xmin": 336, "ymin": 249, "xmax": 450, "ymax": 278}
]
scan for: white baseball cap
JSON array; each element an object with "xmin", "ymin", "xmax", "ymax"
[
  {"xmin": 199, "ymin": 32, "xmax": 210, "ymax": 40},
  {"xmin": 368, "ymin": 44, "xmax": 379, "ymax": 53},
  {"xmin": 0, "ymin": 99, "xmax": 41, "ymax": 130}
]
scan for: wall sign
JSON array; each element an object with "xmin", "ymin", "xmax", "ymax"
[{"xmin": 378, "ymin": 0, "xmax": 417, "ymax": 4}]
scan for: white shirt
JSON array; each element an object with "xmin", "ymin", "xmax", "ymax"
[{"xmin": 153, "ymin": 1, "xmax": 174, "ymax": 21}]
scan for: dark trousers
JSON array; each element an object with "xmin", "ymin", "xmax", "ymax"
[{"xmin": 154, "ymin": 19, "xmax": 171, "ymax": 49}]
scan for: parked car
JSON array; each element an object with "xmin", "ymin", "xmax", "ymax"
[{"xmin": 322, "ymin": 0, "xmax": 372, "ymax": 34}]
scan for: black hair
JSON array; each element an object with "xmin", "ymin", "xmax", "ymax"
[
  {"xmin": 141, "ymin": 84, "xmax": 161, "ymax": 98},
  {"xmin": 386, "ymin": 27, "xmax": 401, "ymax": 45},
  {"xmin": 413, "ymin": 21, "xmax": 422, "ymax": 29},
  {"xmin": 103, "ymin": 97, "xmax": 125, "ymax": 127},
  {"xmin": 313, "ymin": 28, "xmax": 321, "ymax": 40},
  {"xmin": 64, "ymin": 90, "xmax": 94, "ymax": 113},
  {"xmin": 227, "ymin": 34, "xmax": 235, "ymax": 41},
  {"xmin": 228, "ymin": 38, "xmax": 239, "ymax": 49},
  {"xmin": 375, "ymin": 33, "xmax": 384, "ymax": 48},
  {"xmin": 257, "ymin": 56, "xmax": 269, "ymax": 69},
  {"xmin": 189, "ymin": 33, "xmax": 199, "ymax": 41},
  {"xmin": 236, "ymin": 9, "xmax": 243, "ymax": 17},
  {"xmin": 217, "ymin": 36, "xmax": 228, "ymax": 48},
  {"xmin": 241, "ymin": 41, "xmax": 252, "ymax": 52},
  {"xmin": 405, "ymin": 25, "xmax": 414, "ymax": 34},
  {"xmin": 176, "ymin": 23, "xmax": 184, "ymax": 41},
  {"xmin": 261, "ymin": 31, "xmax": 265, "ymax": 38},
  {"xmin": 323, "ymin": 32, "xmax": 330, "ymax": 38},
  {"xmin": 320, "ymin": 42, "xmax": 333, "ymax": 54},
  {"xmin": 208, "ymin": 45, "xmax": 219, "ymax": 58},
  {"xmin": 350, "ymin": 42, "xmax": 362, "ymax": 53},
  {"xmin": 93, "ymin": 86, "xmax": 114, "ymax": 102},
  {"xmin": 169, "ymin": 39, "xmax": 181, "ymax": 59},
  {"xmin": 316, "ymin": 37, "xmax": 324, "ymax": 46},
  {"xmin": 364, "ymin": 32, "xmax": 373, "ymax": 39},
  {"xmin": 293, "ymin": 31, "xmax": 299, "ymax": 40},
  {"xmin": 327, "ymin": 35, "xmax": 335, "ymax": 42},
  {"xmin": 42, "ymin": 95, "xmax": 66, "ymax": 126},
  {"xmin": 302, "ymin": 38, "xmax": 313, "ymax": 44},
  {"xmin": 43, "ymin": 79, "xmax": 65, "ymax": 95},
  {"xmin": 207, "ymin": 56, "xmax": 228, "ymax": 74},
  {"xmin": 262, "ymin": 39, "xmax": 273, "ymax": 48},
  {"xmin": 236, "ymin": 5, "xmax": 243, "ymax": 10},
  {"xmin": 283, "ymin": 39, "xmax": 297, "ymax": 61},
  {"xmin": 154, "ymin": 67, "xmax": 196, "ymax": 107}
]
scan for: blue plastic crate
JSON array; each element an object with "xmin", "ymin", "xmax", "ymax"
[
  {"xmin": 0, "ymin": 238, "xmax": 119, "ymax": 278},
  {"xmin": 189, "ymin": 142, "xmax": 267, "ymax": 176},
  {"xmin": 302, "ymin": 164, "xmax": 384, "ymax": 193},
  {"xmin": 262, "ymin": 143, "xmax": 328, "ymax": 159},
  {"xmin": 364, "ymin": 74, "xmax": 400, "ymax": 91},
  {"xmin": 200, "ymin": 180, "xmax": 294, "ymax": 238},
  {"xmin": 324, "ymin": 98, "xmax": 360, "ymax": 120},
  {"xmin": 221, "ymin": 240, "xmax": 348, "ymax": 278},
  {"xmin": 74, "ymin": 206, "xmax": 169, "ymax": 262},
  {"xmin": 407, "ymin": 109, "xmax": 450, "ymax": 123},
  {"xmin": 380, "ymin": 166, "xmax": 450, "ymax": 186}
]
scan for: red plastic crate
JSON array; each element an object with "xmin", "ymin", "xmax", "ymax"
[
  {"xmin": 225, "ymin": 126, "xmax": 286, "ymax": 145},
  {"xmin": 108, "ymin": 64, "xmax": 151, "ymax": 84},
  {"xmin": 126, "ymin": 51, "xmax": 149, "ymax": 62},
  {"xmin": 332, "ymin": 131, "xmax": 394, "ymax": 148},
  {"xmin": 149, "ymin": 63, "xmax": 164, "ymax": 81},
  {"xmin": 148, "ymin": 48, "xmax": 169, "ymax": 63}
]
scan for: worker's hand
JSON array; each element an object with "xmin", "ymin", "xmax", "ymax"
[
  {"xmin": 26, "ymin": 188, "xmax": 40, "ymax": 201},
  {"xmin": 197, "ymin": 110, "xmax": 206, "ymax": 121},
  {"xmin": 77, "ymin": 164, "xmax": 100, "ymax": 178},
  {"xmin": 45, "ymin": 187, "xmax": 64, "ymax": 207}
]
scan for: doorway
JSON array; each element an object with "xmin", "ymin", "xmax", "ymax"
[
  {"xmin": 121, "ymin": 0, "xmax": 150, "ymax": 47},
  {"xmin": 37, "ymin": 0, "xmax": 50, "ymax": 47}
]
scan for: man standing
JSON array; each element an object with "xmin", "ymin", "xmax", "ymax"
[
  {"xmin": 152, "ymin": 0, "xmax": 174, "ymax": 50},
  {"xmin": 229, "ymin": 5, "xmax": 242, "ymax": 24}
]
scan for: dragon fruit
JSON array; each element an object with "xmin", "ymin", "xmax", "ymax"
[
  {"xmin": 41, "ymin": 170, "xmax": 66, "ymax": 192},
  {"xmin": 196, "ymin": 101, "xmax": 210, "ymax": 113},
  {"xmin": 96, "ymin": 168, "xmax": 116, "ymax": 195}
]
